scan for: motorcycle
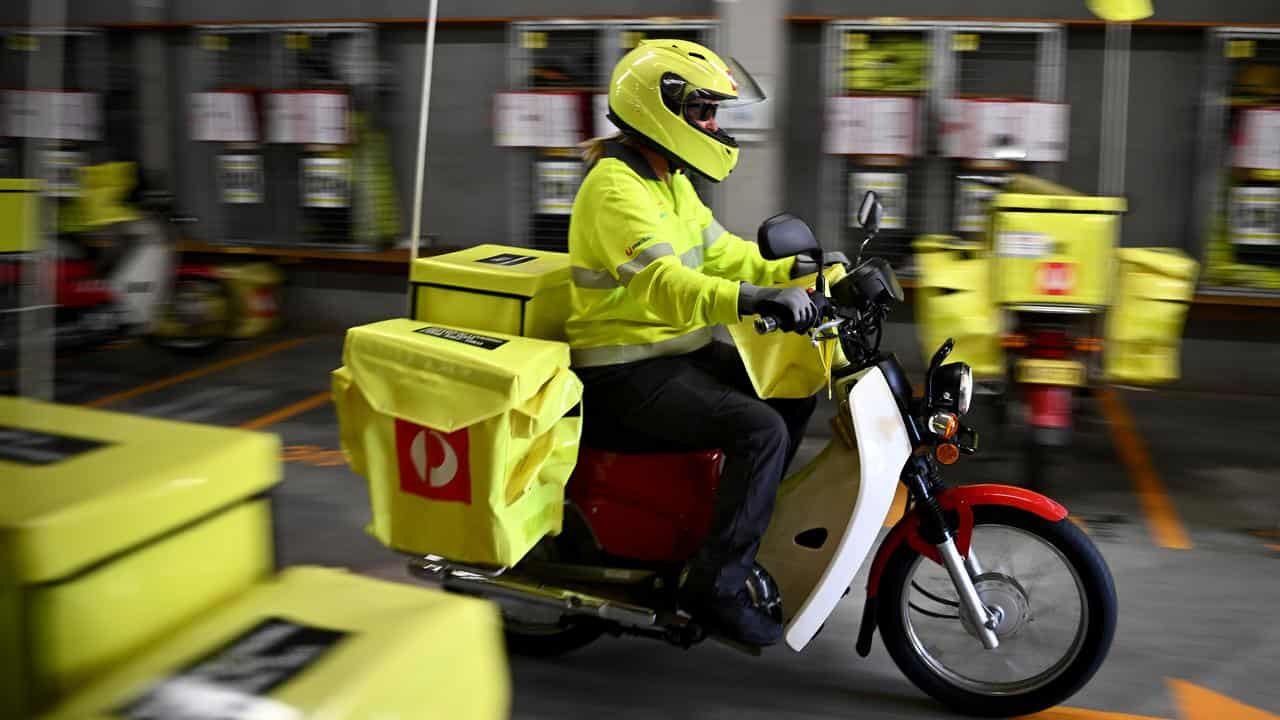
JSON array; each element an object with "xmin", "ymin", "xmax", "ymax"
[{"xmin": 400, "ymin": 192, "xmax": 1118, "ymax": 718}]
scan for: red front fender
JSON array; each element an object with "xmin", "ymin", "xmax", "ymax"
[
  {"xmin": 854, "ymin": 484, "xmax": 1068, "ymax": 657},
  {"xmin": 866, "ymin": 484, "xmax": 1068, "ymax": 599}
]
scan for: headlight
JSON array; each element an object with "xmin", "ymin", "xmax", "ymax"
[{"xmin": 929, "ymin": 362, "xmax": 973, "ymax": 416}]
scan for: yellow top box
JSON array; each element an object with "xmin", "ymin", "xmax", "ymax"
[
  {"xmin": 410, "ymin": 243, "xmax": 570, "ymax": 298},
  {"xmin": 992, "ymin": 193, "xmax": 1128, "ymax": 214},
  {"xmin": 0, "ymin": 398, "xmax": 280, "ymax": 584}
]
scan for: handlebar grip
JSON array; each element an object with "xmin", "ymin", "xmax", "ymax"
[{"xmin": 754, "ymin": 315, "xmax": 780, "ymax": 334}]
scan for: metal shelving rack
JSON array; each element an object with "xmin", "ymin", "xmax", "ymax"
[
  {"xmin": 191, "ymin": 24, "xmax": 379, "ymax": 249},
  {"xmin": 1194, "ymin": 28, "xmax": 1280, "ymax": 296},
  {"xmin": 820, "ymin": 20, "xmax": 936, "ymax": 274},
  {"xmin": 819, "ymin": 21, "xmax": 1065, "ymax": 275},
  {"xmin": 506, "ymin": 19, "xmax": 718, "ymax": 251}
]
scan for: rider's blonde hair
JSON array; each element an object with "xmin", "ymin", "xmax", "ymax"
[{"xmin": 579, "ymin": 132, "xmax": 625, "ymax": 166}]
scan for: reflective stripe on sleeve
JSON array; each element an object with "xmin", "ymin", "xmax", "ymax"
[{"xmin": 702, "ymin": 219, "xmax": 727, "ymax": 248}]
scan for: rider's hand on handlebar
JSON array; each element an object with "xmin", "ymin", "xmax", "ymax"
[{"xmin": 739, "ymin": 284, "xmax": 818, "ymax": 334}]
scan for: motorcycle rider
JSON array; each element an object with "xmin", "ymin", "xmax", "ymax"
[{"xmin": 567, "ymin": 40, "xmax": 838, "ymax": 646}]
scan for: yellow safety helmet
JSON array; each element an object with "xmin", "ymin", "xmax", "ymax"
[{"xmin": 607, "ymin": 39, "xmax": 765, "ymax": 182}]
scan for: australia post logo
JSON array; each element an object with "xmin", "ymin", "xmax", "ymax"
[
  {"xmin": 1036, "ymin": 261, "xmax": 1077, "ymax": 296},
  {"xmin": 394, "ymin": 419, "xmax": 471, "ymax": 504}
]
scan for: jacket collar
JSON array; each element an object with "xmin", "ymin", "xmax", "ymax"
[{"xmin": 602, "ymin": 138, "xmax": 660, "ymax": 181}]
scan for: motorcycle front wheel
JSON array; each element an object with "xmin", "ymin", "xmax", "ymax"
[{"xmin": 877, "ymin": 505, "xmax": 1117, "ymax": 718}]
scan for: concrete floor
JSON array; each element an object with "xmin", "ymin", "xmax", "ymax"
[{"xmin": 12, "ymin": 329, "xmax": 1280, "ymax": 719}]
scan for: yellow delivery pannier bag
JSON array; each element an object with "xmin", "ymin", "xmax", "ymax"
[
  {"xmin": 1105, "ymin": 247, "xmax": 1199, "ymax": 384},
  {"xmin": 728, "ymin": 265, "xmax": 848, "ymax": 399},
  {"xmin": 332, "ymin": 318, "xmax": 582, "ymax": 567}
]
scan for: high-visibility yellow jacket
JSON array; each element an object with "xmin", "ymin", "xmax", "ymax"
[{"xmin": 566, "ymin": 140, "xmax": 795, "ymax": 367}]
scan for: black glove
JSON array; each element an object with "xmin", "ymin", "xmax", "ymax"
[
  {"xmin": 790, "ymin": 251, "xmax": 853, "ymax": 278},
  {"xmin": 739, "ymin": 283, "xmax": 818, "ymax": 333}
]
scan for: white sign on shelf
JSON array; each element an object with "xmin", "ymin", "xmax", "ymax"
[
  {"xmin": 1025, "ymin": 103, "xmax": 1070, "ymax": 162},
  {"xmin": 941, "ymin": 100, "xmax": 1069, "ymax": 162},
  {"xmin": 43, "ymin": 150, "xmax": 86, "ymax": 198},
  {"xmin": 1228, "ymin": 186, "xmax": 1280, "ymax": 246},
  {"xmin": 823, "ymin": 96, "xmax": 858, "ymax": 155},
  {"xmin": 266, "ymin": 92, "xmax": 349, "ymax": 145},
  {"xmin": 593, "ymin": 94, "xmax": 616, "ymax": 139},
  {"xmin": 301, "ymin": 157, "xmax": 351, "ymax": 209},
  {"xmin": 850, "ymin": 172, "xmax": 906, "ymax": 229},
  {"xmin": 973, "ymin": 100, "xmax": 1029, "ymax": 161},
  {"xmin": 217, "ymin": 154, "xmax": 264, "ymax": 204},
  {"xmin": 494, "ymin": 92, "xmax": 538, "ymax": 147},
  {"xmin": 6, "ymin": 90, "xmax": 102, "ymax": 141},
  {"xmin": 190, "ymin": 92, "xmax": 257, "ymax": 143},
  {"xmin": 535, "ymin": 160, "xmax": 582, "ymax": 215},
  {"xmin": 1234, "ymin": 108, "xmax": 1280, "ymax": 171},
  {"xmin": 824, "ymin": 96, "xmax": 917, "ymax": 157}
]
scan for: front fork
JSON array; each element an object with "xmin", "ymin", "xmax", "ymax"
[{"xmin": 905, "ymin": 455, "xmax": 1001, "ymax": 650}]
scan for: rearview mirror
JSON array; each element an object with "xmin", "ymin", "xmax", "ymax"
[
  {"xmin": 857, "ymin": 191, "xmax": 883, "ymax": 234},
  {"xmin": 757, "ymin": 212, "xmax": 820, "ymax": 261}
]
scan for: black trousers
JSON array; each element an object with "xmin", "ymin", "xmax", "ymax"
[{"xmin": 575, "ymin": 340, "xmax": 818, "ymax": 597}]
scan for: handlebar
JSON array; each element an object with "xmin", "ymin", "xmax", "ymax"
[{"xmin": 754, "ymin": 315, "xmax": 780, "ymax": 334}]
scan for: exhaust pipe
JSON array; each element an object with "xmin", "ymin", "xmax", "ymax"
[{"xmin": 409, "ymin": 555, "xmax": 659, "ymax": 627}]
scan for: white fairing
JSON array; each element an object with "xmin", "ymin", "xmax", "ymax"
[
  {"xmin": 782, "ymin": 367, "xmax": 913, "ymax": 650},
  {"xmin": 107, "ymin": 218, "xmax": 174, "ymax": 327}
]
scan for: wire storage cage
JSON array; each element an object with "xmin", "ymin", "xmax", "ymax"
[
  {"xmin": 937, "ymin": 24, "xmax": 1067, "ymax": 240},
  {"xmin": 819, "ymin": 22, "xmax": 1066, "ymax": 276},
  {"xmin": 503, "ymin": 20, "xmax": 718, "ymax": 252},
  {"xmin": 1195, "ymin": 29, "xmax": 1280, "ymax": 295},
  {"xmin": 191, "ymin": 24, "xmax": 385, "ymax": 249},
  {"xmin": 820, "ymin": 21, "xmax": 936, "ymax": 274},
  {"xmin": 0, "ymin": 29, "xmax": 108, "ymax": 197}
]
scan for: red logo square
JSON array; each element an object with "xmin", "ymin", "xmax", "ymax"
[
  {"xmin": 1036, "ymin": 262, "xmax": 1077, "ymax": 296},
  {"xmin": 394, "ymin": 419, "xmax": 471, "ymax": 504}
]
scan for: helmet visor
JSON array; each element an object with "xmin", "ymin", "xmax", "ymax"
[{"xmin": 683, "ymin": 57, "xmax": 766, "ymax": 109}]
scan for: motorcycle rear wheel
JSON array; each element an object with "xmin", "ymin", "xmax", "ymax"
[{"xmin": 877, "ymin": 505, "xmax": 1116, "ymax": 717}]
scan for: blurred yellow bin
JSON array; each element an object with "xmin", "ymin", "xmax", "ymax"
[
  {"xmin": 410, "ymin": 243, "xmax": 571, "ymax": 341},
  {"xmin": 912, "ymin": 234, "xmax": 1005, "ymax": 379},
  {"xmin": 991, "ymin": 193, "xmax": 1127, "ymax": 307},
  {"xmin": 0, "ymin": 398, "xmax": 280, "ymax": 717},
  {"xmin": 332, "ymin": 318, "xmax": 582, "ymax": 567},
  {"xmin": 1106, "ymin": 248, "xmax": 1199, "ymax": 384},
  {"xmin": 39, "ymin": 566, "xmax": 510, "ymax": 720},
  {"xmin": 220, "ymin": 262, "xmax": 285, "ymax": 339},
  {"xmin": 0, "ymin": 179, "xmax": 41, "ymax": 253}
]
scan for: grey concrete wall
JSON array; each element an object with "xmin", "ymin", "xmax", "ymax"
[
  {"xmin": 1121, "ymin": 29, "xmax": 1204, "ymax": 249},
  {"xmin": 382, "ymin": 25, "xmax": 512, "ymax": 248},
  {"xmin": 791, "ymin": 0, "xmax": 1280, "ymax": 24}
]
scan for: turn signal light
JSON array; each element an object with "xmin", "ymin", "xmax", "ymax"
[
  {"xmin": 1001, "ymin": 333, "xmax": 1029, "ymax": 349},
  {"xmin": 1075, "ymin": 337, "xmax": 1103, "ymax": 352},
  {"xmin": 936, "ymin": 443, "xmax": 961, "ymax": 465},
  {"xmin": 928, "ymin": 412, "xmax": 959, "ymax": 439}
]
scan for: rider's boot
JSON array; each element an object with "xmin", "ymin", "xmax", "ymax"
[{"xmin": 678, "ymin": 574, "xmax": 783, "ymax": 647}]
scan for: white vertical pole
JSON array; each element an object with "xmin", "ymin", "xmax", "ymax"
[{"xmin": 408, "ymin": 0, "xmax": 440, "ymax": 265}]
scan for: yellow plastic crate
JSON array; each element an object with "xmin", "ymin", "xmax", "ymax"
[
  {"xmin": 0, "ymin": 179, "xmax": 41, "ymax": 253},
  {"xmin": 410, "ymin": 243, "xmax": 571, "ymax": 341},
  {"xmin": 332, "ymin": 318, "xmax": 582, "ymax": 567},
  {"xmin": 991, "ymin": 193, "xmax": 1126, "ymax": 307},
  {"xmin": 0, "ymin": 398, "xmax": 280, "ymax": 717},
  {"xmin": 40, "ymin": 566, "xmax": 509, "ymax": 720}
]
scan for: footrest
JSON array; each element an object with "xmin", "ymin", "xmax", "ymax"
[{"xmin": 40, "ymin": 566, "xmax": 510, "ymax": 720}]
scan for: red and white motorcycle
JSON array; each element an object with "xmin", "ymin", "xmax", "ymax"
[{"xmin": 411, "ymin": 193, "xmax": 1117, "ymax": 718}]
